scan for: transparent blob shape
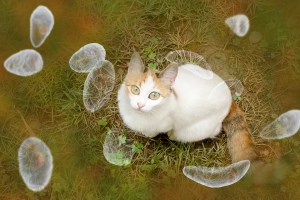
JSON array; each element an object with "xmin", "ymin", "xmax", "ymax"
[
  {"xmin": 225, "ymin": 79, "xmax": 244, "ymax": 95},
  {"xmin": 4, "ymin": 49, "xmax": 43, "ymax": 76},
  {"xmin": 165, "ymin": 50, "xmax": 213, "ymax": 79},
  {"xmin": 183, "ymin": 160, "xmax": 250, "ymax": 188},
  {"xmin": 260, "ymin": 110, "xmax": 300, "ymax": 139},
  {"xmin": 30, "ymin": 5, "xmax": 54, "ymax": 48},
  {"xmin": 83, "ymin": 60, "xmax": 115, "ymax": 112},
  {"xmin": 103, "ymin": 128, "xmax": 134, "ymax": 166},
  {"xmin": 18, "ymin": 137, "xmax": 53, "ymax": 192},
  {"xmin": 225, "ymin": 14, "xmax": 250, "ymax": 37},
  {"xmin": 69, "ymin": 43, "xmax": 106, "ymax": 73}
]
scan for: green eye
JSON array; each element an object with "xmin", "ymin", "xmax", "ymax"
[
  {"xmin": 131, "ymin": 85, "xmax": 140, "ymax": 95},
  {"xmin": 149, "ymin": 92, "xmax": 160, "ymax": 100}
]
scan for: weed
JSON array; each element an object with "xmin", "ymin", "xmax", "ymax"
[
  {"xmin": 131, "ymin": 141, "xmax": 144, "ymax": 154},
  {"xmin": 143, "ymin": 37, "xmax": 160, "ymax": 70},
  {"xmin": 233, "ymin": 92, "xmax": 243, "ymax": 102},
  {"xmin": 118, "ymin": 135, "xmax": 127, "ymax": 146},
  {"xmin": 98, "ymin": 117, "xmax": 108, "ymax": 127}
]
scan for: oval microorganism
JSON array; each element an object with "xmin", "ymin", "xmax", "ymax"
[
  {"xmin": 225, "ymin": 79, "xmax": 244, "ymax": 96},
  {"xmin": 103, "ymin": 128, "xmax": 134, "ymax": 166},
  {"xmin": 30, "ymin": 5, "xmax": 54, "ymax": 48},
  {"xmin": 225, "ymin": 14, "xmax": 250, "ymax": 37},
  {"xmin": 83, "ymin": 60, "xmax": 115, "ymax": 112},
  {"xmin": 69, "ymin": 43, "xmax": 106, "ymax": 73},
  {"xmin": 4, "ymin": 49, "xmax": 43, "ymax": 76},
  {"xmin": 165, "ymin": 50, "xmax": 213, "ymax": 79},
  {"xmin": 183, "ymin": 160, "xmax": 250, "ymax": 188},
  {"xmin": 260, "ymin": 110, "xmax": 300, "ymax": 139},
  {"xmin": 18, "ymin": 137, "xmax": 53, "ymax": 192}
]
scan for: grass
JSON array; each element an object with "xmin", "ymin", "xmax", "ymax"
[{"xmin": 0, "ymin": 0, "xmax": 299, "ymax": 199}]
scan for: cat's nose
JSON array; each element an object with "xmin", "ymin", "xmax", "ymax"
[{"xmin": 137, "ymin": 103, "xmax": 145, "ymax": 109}]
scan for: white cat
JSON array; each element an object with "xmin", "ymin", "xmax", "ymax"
[{"xmin": 117, "ymin": 52, "xmax": 232, "ymax": 143}]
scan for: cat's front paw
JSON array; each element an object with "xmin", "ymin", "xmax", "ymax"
[
  {"xmin": 167, "ymin": 130, "xmax": 176, "ymax": 140},
  {"xmin": 142, "ymin": 131, "xmax": 159, "ymax": 138}
]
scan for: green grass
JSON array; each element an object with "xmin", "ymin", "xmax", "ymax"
[{"xmin": 0, "ymin": 0, "xmax": 299, "ymax": 199}]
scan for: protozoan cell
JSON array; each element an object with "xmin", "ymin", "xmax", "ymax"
[
  {"xmin": 225, "ymin": 79, "xmax": 244, "ymax": 95},
  {"xmin": 165, "ymin": 50, "xmax": 213, "ymax": 79},
  {"xmin": 225, "ymin": 14, "xmax": 250, "ymax": 37},
  {"xmin": 18, "ymin": 137, "xmax": 53, "ymax": 192},
  {"xmin": 103, "ymin": 128, "xmax": 133, "ymax": 166},
  {"xmin": 260, "ymin": 110, "xmax": 300, "ymax": 139},
  {"xmin": 183, "ymin": 160, "xmax": 250, "ymax": 188},
  {"xmin": 83, "ymin": 60, "xmax": 115, "ymax": 112},
  {"xmin": 30, "ymin": 5, "xmax": 54, "ymax": 48},
  {"xmin": 69, "ymin": 43, "xmax": 106, "ymax": 73},
  {"xmin": 4, "ymin": 49, "xmax": 43, "ymax": 76}
]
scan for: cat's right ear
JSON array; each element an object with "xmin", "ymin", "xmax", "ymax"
[
  {"xmin": 128, "ymin": 52, "xmax": 145, "ymax": 74},
  {"xmin": 159, "ymin": 63, "xmax": 179, "ymax": 87}
]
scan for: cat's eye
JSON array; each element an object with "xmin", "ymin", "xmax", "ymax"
[
  {"xmin": 130, "ymin": 85, "xmax": 140, "ymax": 95},
  {"xmin": 149, "ymin": 92, "xmax": 160, "ymax": 100}
]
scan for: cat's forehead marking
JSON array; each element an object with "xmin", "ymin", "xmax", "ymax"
[
  {"xmin": 124, "ymin": 70, "xmax": 171, "ymax": 97},
  {"xmin": 141, "ymin": 74, "xmax": 155, "ymax": 90}
]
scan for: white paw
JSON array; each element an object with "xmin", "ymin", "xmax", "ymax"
[{"xmin": 168, "ymin": 130, "xmax": 177, "ymax": 140}]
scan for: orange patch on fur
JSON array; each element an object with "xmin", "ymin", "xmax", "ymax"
[{"xmin": 124, "ymin": 70, "xmax": 171, "ymax": 97}]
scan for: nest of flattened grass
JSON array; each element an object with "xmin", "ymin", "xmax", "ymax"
[{"xmin": 100, "ymin": 46, "xmax": 282, "ymax": 174}]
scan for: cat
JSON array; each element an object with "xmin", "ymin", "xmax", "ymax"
[{"xmin": 118, "ymin": 52, "xmax": 257, "ymax": 162}]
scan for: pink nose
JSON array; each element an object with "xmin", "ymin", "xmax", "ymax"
[{"xmin": 137, "ymin": 103, "xmax": 145, "ymax": 109}]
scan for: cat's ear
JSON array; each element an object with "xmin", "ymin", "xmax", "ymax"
[
  {"xmin": 128, "ymin": 52, "xmax": 145, "ymax": 73},
  {"xmin": 159, "ymin": 63, "xmax": 179, "ymax": 87}
]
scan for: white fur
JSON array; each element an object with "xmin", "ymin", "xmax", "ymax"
[
  {"xmin": 128, "ymin": 75, "xmax": 163, "ymax": 112},
  {"xmin": 118, "ymin": 63, "xmax": 232, "ymax": 142}
]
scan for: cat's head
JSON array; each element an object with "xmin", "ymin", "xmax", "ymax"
[{"xmin": 123, "ymin": 52, "xmax": 178, "ymax": 112}]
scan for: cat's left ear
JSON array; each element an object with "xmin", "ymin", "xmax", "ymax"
[
  {"xmin": 128, "ymin": 52, "xmax": 145, "ymax": 74},
  {"xmin": 159, "ymin": 63, "xmax": 179, "ymax": 87}
]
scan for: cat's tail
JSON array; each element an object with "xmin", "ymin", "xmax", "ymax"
[{"xmin": 222, "ymin": 102, "xmax": 258, "ymax": 162}]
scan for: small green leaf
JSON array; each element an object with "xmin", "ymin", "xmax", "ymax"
[
  {"xmin": 150, "ymin": 37, "xmax": 158, "ymax": 45},
  {"xmin": 233, "ymin": 92, "xmax": 242, "ymax": 101},
  {"xmin": 115, "ymin": 151, "xmax": 124, "ymax": 159},
  {"xmin": 145, "ymin": 47, "xmax": 152, "ymax": 54},
  {"xmin": 131, "ymin": 144, "xmax": 138, "ymax": 153},
  {"xmin": 136, "ymin": 142, "xmax": 143, "ymax": 149},
  {"xmin": 148, "ymin": 52, "xmax": 156, "ymax": 60},
  {"xmin": 232, "ymin": 94, "xmax": 238, "ymax": 101},
  {"xmin": 118, "ymin": 135, "xmax": 127, "ymax": 146},
  {"xmin": 131, "ymin": 142, "xmax": 143, "ymax": 153},
  {"xmin": 148, "ymin": 63, "xmax": 158, "ymax": 70},
  {"xmin": 151, "ymin": 155, "xmax": 159, "ymax": 164},
  {"xmin": 98, "ymin": 117, "xmax": 108, "ymax": 127},
  {"xmin": 123, "ymin": 159, "xmax": 131, "ymax": 166}
]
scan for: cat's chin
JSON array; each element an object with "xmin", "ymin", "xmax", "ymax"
[
  {"xmin": 131, "ymin": 106, "xmax": 152, "ymax": 112},
  {"xmin": 135, "ymin": 108, "xmax": 150, "ymax": 112}
]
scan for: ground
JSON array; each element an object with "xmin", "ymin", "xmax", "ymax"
[{"xmin": 0, "ymin": 0, "xmax": 300, "ymax": 199}]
